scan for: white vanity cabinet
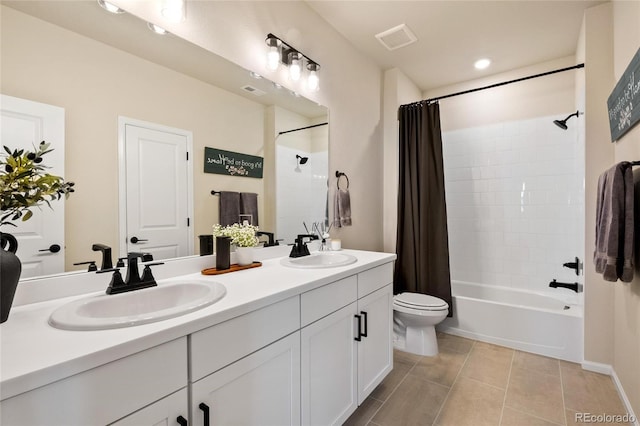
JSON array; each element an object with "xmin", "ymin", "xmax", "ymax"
[
  {"xmin": 110, "ymin": 388, "xmax": 188, "ymax": 426},
  {"xmin": 300, "ymin": 263, "xmax": 393, "ymax": 425},
  {"xmin": 0, "ymin": 337, "xmax": 188, "ymax": 426},
  {"xmin": 189, "ymin": 296, "xmax": 301, "ymax": 426}
]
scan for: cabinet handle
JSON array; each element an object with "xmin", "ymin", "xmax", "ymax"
[
  {"xmin": 177, "ymin": 415, "xmax": 188, "ymax": 426},
  {"xmin": 354, "ymin": 314, "xmax": 362, "ymax": 341},
  {"xmin": 361, "ymin": 311, "xmax": 368, "ymax": 337},
  {"xmin": 199, "ymin": 403, "xmax": 210, "ymax": 426}
]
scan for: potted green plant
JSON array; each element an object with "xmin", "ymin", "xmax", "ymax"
[
  {"xmin": 0, "ymin": 141, "xmax": 74, "ymax": 322},
  {"xmin": 212, "ymin": 223, "xmax": 259, "ymax": 266}
]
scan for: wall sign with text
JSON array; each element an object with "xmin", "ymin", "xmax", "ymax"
[
  {"xmin": 607, "ymin": 47, "xmax": 640, "ymax": 142},
  {"xmin": 204, "ymin": 147, "xmax": 263, "ymax": 178}
]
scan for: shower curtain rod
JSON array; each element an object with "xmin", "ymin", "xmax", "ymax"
[
  {"xmin": 278, "ymin": 122, "xmax": 328, "ymax": 135},
  {"xmin": 403, "ymin": 63, "xmax": 585, "ymax": 107}
]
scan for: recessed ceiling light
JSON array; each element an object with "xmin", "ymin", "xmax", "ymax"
[
  {"xmin": 147, "ymin": 22, "xmax": 168, "ymax": 35},
  {"xmin": 97, "ymin": 0, "xmax": 124, "ymax": 14},
  {"xmin": 474, "ymin": 58, "xmax": 491, "ymax": 70},
  {"xmin": 249, "ymin": 71, "xmax": 263, "ymax": 79}
]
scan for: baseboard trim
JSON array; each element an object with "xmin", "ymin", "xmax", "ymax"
[{"xmin": 582, "ymin": 361, "xmax": 638, "ymax": 426}]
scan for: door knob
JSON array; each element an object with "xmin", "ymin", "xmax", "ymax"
[
  {"xmin": 130, "ymin": 236, "xmax": 148, "ymax": 244},
  {"xmin": 39, "ymin": 244, "xmax": 61, "ymax": 253}
]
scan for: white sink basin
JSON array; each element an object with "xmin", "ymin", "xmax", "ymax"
[
  {"xmin": 49, "ymin": 280, "xmax": 226, "ymax": 331},
  {"xmin": 280, "ymin": 252, "xmax": 357, "ymax": 269}
]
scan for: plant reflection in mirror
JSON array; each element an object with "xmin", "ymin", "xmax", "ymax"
[{"xmin": 0, "ymin": 141, "xmax": 75, "ymax": 227}]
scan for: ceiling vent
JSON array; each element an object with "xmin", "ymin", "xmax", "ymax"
[
  {"xmin": 375, "ymin": 24, "xmax": 417, "ymax": 51},
  {"xmin": 241, "ymin": 85, "xmax": 266, "ymax": 97}
]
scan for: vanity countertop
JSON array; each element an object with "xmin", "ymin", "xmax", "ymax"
[{"xmin": 0, "ymin": 249, "xmax": 395, "ymax": 401}]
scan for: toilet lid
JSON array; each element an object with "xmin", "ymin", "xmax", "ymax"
[{"xmin": 394, "ymin": 292, "xmax": 448, "ymax": 309}]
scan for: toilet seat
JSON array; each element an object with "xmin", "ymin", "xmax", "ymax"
[{"xmin": 394, "ymin": 292, "xmax": 448, "ymax": 311}]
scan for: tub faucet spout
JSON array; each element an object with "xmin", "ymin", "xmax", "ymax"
[{"xmin": 549, "ymin": 279, "xmax": 582, "ymax": 293}]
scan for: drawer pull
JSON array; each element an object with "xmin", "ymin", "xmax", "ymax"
[
  {"xmin": 361, "ymin": 311, "xmax": 368, "ymax": 337},
  {"xmin": 199, "ymin": 403, "xmax": 210, "ymax": 426},
  {"xmin": 177, "ymin": 415, "xmax": 188, "ymax": 426},
  {"xmin": 354, "ymin": 314, "xmax": 362, "ymax": 341}
]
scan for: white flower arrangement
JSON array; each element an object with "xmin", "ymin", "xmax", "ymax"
[{"xmin": 213, "ymin": 223, "xmax": 259, "ymax": 248}]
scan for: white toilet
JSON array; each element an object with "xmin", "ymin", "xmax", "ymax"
[{"xmin": 393, "ymin": 292, "xmax": 449, "ymax": 356}]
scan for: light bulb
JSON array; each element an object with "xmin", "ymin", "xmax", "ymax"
[
  {"xmin": 288, "ymin": 52, "xmax": 301, "ymax": 81},
  {"xmin": 265, "ymin": 35, "xmax": 281, "ymax": 71},
  {"xmin": 267, "ymin": 45, "xmax": 280, "ymax": 71},
  {"xmin": 161, "ymin": 0, "xmax": 186, "ymax": 22},
  {"xmin": 307, "ymin": 62, "xmax": 320, "ymax": 92}
]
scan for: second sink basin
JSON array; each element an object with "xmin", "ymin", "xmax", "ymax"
[
  {"xmin": 49, "ymin": 280, "xmax": 226, "ymax": 331},
  {"xmin": 280, "ymin": 252, "xmax": 357, "ymax": 269}
]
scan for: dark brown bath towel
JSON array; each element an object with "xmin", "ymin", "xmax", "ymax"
[
  {"xmin": 219, "ymin": 191, "xmax": 240, "ymax": 226},
  {"xmin": 239, "ymin": 192, "xmax": 259, "ymax": 226},
  {"xmin": 334, "ymin": 188, "xmax": 352, "ymax": 227},
  {"xmin": 594, "ymin": 162, "xmax": 635, "ymax": 282}
]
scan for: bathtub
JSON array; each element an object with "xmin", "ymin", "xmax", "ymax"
[{"xmin": 437, "ymin": 281, "xmax": 583, "ymax": 362}]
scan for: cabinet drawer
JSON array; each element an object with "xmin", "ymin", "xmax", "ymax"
[
  {"xmin": 358, "ymin": 262, "xmax": 393, "ymax": 298},
  {"xmin": 0, "ymin": 337, "xmax": 187, "ymax": 426},
  {"xmin": 301, "ymin": 276, "xmax": 357, "ymax": 327},
  {"xmin": 191, "ymin": 296, "xmax": 300, "ymax": 381}
]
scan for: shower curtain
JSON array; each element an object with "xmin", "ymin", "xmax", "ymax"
[{"xmin": 394, "ymin": 101, "xmax": 453, "ymax": 315}]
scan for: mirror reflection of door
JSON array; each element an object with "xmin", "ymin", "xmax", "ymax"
[
  {"xmin": 0, "ymin": 94, "xmax": 66, "ymax": 277},
  {"xmin": 119, "ymin": 117, "xmax": 193, "ymax": 261}
]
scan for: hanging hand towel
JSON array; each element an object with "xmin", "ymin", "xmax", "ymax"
[
  {"xmin": 334, "ymin": 188, "xmax": 352, "ymax": 227},
  {"xmin": 239, "ymin": 192, "xmax": 259, "ymax": 226},
  {"xmin": 219, "ymin": 191, "xmax": 240, "ymax": 226},
  {"xmin": 594, "ymin": 162, "xmax": 635, "ymax": 282}
]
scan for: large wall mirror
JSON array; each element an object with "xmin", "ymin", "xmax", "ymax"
[{"xmin": 0, "ymin": 1, "xmax": 328, "ymax": 279}]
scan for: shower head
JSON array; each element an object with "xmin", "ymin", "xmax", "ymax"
[
  {"xmin": 296, "ymin": 154, "xmax": 309, "ymax": 165},
  {"xmin": 553, "ymin": 110, "xmax": 581, "ymax": 130}
]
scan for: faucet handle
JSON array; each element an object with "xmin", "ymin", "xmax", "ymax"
[
  {"xmin": 98, "ymin": 268, "xmax": 126, "ymax": 294},
  {"xmin": 74, "ymin": 260, "xmax": 97, "ymax": 272},
  {"xmin": 141, "ymin": 262, "xmax": 164, "ymax": 283}
]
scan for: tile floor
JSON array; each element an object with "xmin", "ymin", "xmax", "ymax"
[{"xmin": 345, "ymin": 333, "xmax": 631, "ymax": 426}]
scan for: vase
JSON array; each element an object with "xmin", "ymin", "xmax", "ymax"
[
  {"xmin": 1, "ymin": 232, "xmax": 22, "ymax": 323},
  {"xmin": 235, "ymin": 246, "xmax": 254, "ymax": 266},
  {"xmin": 215, "ymin": 236, "xmax": 231, "ymax": 270}
]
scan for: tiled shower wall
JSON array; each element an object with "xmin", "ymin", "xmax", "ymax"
[
  {"xmin": 276, "ymin": 145, "xmax": 328, "ymax": 245},
  {"xmin": 442, "ymin": 114, "xmax": 584, "ymax": 296}
]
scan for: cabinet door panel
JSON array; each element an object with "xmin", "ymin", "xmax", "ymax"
[
  {"xmin": 357, "ymin": 284, "xmax": 393, "ymax": 404},
  {"xmin": 301, "ymin": 302, "xmax": 358, "ymax": 426},
  {"xmin": 192, "ymin": 332, "xmax": 301, "ymax": 426},
  {"xmin": 110, "ymin": 388, "xmax": 188, "ymax": 426}
]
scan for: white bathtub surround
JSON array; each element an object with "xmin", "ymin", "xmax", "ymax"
[
  {"xmin": 442, "ymin": 114, "xmax": 584, "ymax": 298},
  {"xmin": 438, "ymin": 280, "xmax": 583, "ymax": 362},
  {"xmin": 276, "ymin": 145, "xmax": 328, "ymax": 244}
]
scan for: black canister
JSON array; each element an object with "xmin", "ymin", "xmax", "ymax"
[
  {"xmin": 199, "ymin": 234, "xmax": 214, "ymax": 256},
  {"xmin": 215, "ymin": 236, "xmax": 231, "ymax": 270}
]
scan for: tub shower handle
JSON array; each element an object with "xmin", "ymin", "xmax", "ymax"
[
  {"xmin": 563, "ymin": 257, "xmax": 582, "ymax": 275},
  {"xmin": 354, "ymin": 314, "xmax": 362, "ymax": 341}
]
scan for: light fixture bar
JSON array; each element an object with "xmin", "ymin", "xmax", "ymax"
[{"xmin": 264, "ymin": 33, "xmax": 321, "ymax": 92}]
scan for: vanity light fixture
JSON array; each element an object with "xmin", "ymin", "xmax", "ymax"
[
  {"xmin": 97, "ymin": 0, "xmax": 125, "ymax": 14},
  {"xmin": 161, "ymin": 0, "xmax": 186, "ymax": 22},
  {"xmin": 147, "ymin": 22, "xmax": 168, "ymax": 35},
  {"xmin": 265, "ymin": 33, "xmax": 321, "ymax": 92}
]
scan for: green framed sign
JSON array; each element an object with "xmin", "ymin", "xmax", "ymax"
[
  {"xmin": 607, "ymin": 47, "xmax": 640, "ymax": 142},
  {"xmin": 204, "ymin": 147, "xmax": 263, "ymax": 179}
]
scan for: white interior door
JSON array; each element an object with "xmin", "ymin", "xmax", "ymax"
[
  {"xmin": 120, "ymin": 118, "xmax": 193, "ymax": 260},
  {"xmin": 0, "ymin": 94, "xmax": 65, "ymax": 277}
]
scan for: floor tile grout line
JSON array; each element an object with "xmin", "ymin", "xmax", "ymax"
[
  {"xmin": 363, "ymin": 356, "xmax": 420, "ymax": 424},
  {"xmin": 558, "ymin": 359, "xmax": 569, "ymax": 426},
  {"xmin": 505, "ymin": 406, "xmax": 566, "ymax": 426},
  {"xmin": 498, "ymin": 349, "xmax": 515, "ymax": 426},
  {"xmin": 430, "ymin": 339, "xmax": 476, "ymax": 426}
]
